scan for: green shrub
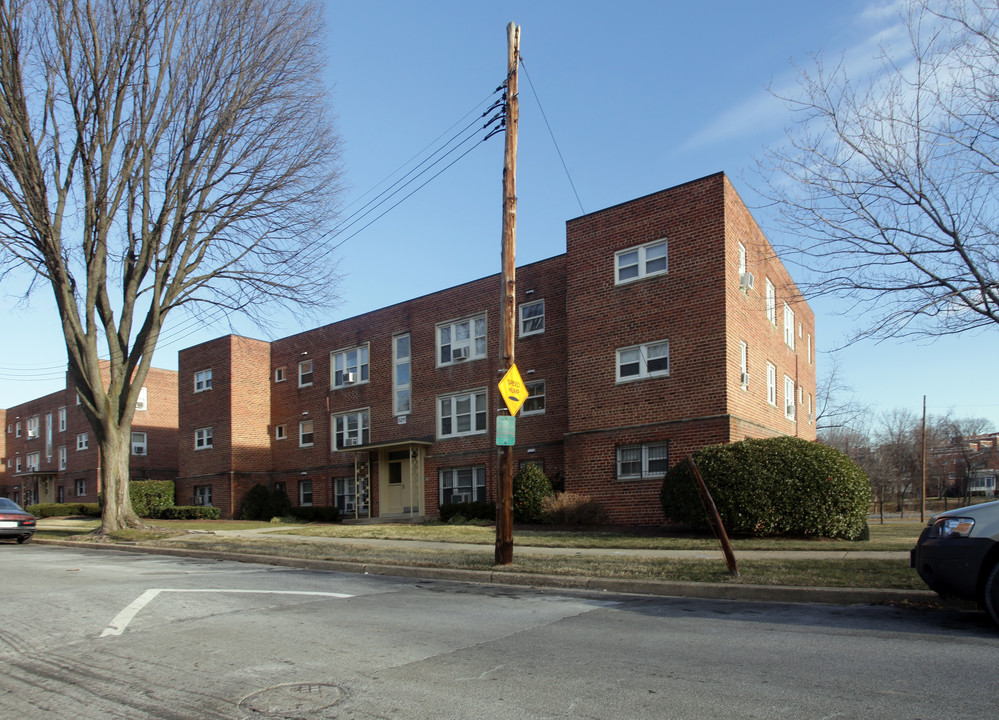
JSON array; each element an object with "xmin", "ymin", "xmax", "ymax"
[
  {"xmin": 240, "ymin": 484, "xmax": 293, "ymax": 521},
  {"xmin": 25, "ymin": 502, "xmax": 100, "ymax": 518},
  {"xmin": 512, "ymin": 464, "xmax": 554, "ymax": 523},
  {"xmin": 129, "ymin": 481, "xmax": 175, "ymax": 518},
  {"xmin": 439, "ymin": 501, "xmax": 496, "ymax": 523},
  {"xmin": 660, "ymin": 437, "xmax": 871, "ymax": 540},
  {"xmin": 159, "ymin": 505, "xmax": 221, "ymax": 520},
  {"xmin": 287, "ymin": 505, "xmax": 340, "ymax": 523},
  {"xmin": 541, "ymin": 493, "xmax": 609, "ymax": 526}
]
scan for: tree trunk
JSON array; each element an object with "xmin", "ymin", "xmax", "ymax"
[{"xmin": 98, "ymin": 423, "xmax": 142, "ymax": 533}]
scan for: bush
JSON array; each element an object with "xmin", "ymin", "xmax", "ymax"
[
  {"xmin": 512, "ymin": 464, "xmax": 554, "ymax": 523},
  {"xmin": 541, "ymin": 493, "xmax": 609, "ymax": 526},
  {"xmin": 439, "ymin": 501, "xmax": 496, "ymax": 523},
  {"xmin": 286, "ymin": 505, "xmax": 340, "ymax": 523},
  {"xmin": 660, "ymin": 437, "xmax": 871, "ymax": 540},
  {"xmin": 159, "ymin": 505, "xmax": 221, "ymax": 520},
  {"xmin": 129, "ymin": 481, "xmax": 175, "ymax": 518},
  {"xmin": 240, "ymin": 484, "xmax": 293, "ymax": 521},
  {"xmin": 25, "ymin": 502, "xmax": 100, "ymax": 518}
]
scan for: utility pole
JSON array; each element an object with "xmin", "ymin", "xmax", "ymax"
[
  {"xmin": 921, "ymin": 395, "xmax": 927, "ymax": 523},
  {"xmin": 495, "ymin": 22, "xmax": 519, "ymax": 566}
]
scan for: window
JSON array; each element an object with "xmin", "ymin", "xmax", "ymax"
[
  {"xmin": 136, "ymin": 387, "xmax": 148, "ymax": 411},
  {"xmin": 58, "ymin": 407, "xmax": 66, "ymax": 432},
  {"xmin": 45, "ymin": 413, "xmax": 52, "ymax": 459},
  {"xmin": 334, "ymin": 477, "xmax": 357, "ymax": 514},
  {"xmin": 76, "ymin": 432, "xmax": 89, "ymax": 450},
  {"xmin": 738, "ymin": 242, "xmax": 747, "ymax": 275},
  {"xmin": 332, "ymin": 344, "xmax": 369, "ymax": 387},
  {"xmin": 616, "ymin": 442, "xmax": 669, "ymax": 480},
  {"xmin": 807, "ymin": 334, "xmax": 812, "ymax": 365},
  {"xmin": 15, "ymin": 421, "xmax": 20, "ymax": 437},
  {"xmin": 26, "ymin": 452, "xmax": 39, "ymax": 471},
  {"xmin": 393, "ymin": 334, "xmax": 411, "ymax": 415},
  {"xmin": 194, "ymin": 427, "xmax": 213, "ymax": 450},
  {"xmin": 15, "ymin": 457, "xmax": 21, "ymax": 472},
  {"xmin": 783, "ymin": 304, "xmax": 795, "ymax": 349},
  {"xmin": 131, "ymin": 432, "xmax": 147, "ymax": 456},
  {"xmin": 299, "ymin": 419, "xmax": 314, "ymax": 447},
  {"xmin": 333, "ymin": 410, "xmax": 369, "ymax": 450},
  {"xmin": 299, "ymin": 480, "xmax": 313, "ymax": 506},
  {"xmin": 765, "ymin": 278, "xmax": 776, "ymax": 325},
  {"xmin": 75, "ymin": 479, "xmax": 86, "ymax": 497},
  {"xmin": 522, "ymin": 380, "xmax": 546, "ymax": 415},
  {"xmin": 766, "ymin": 363, "xmax": 777, "ymax": 406},
  {"xmin": 58, "ymin": 446, "xmax": 67, "ymax": 470},
  {"xmin": 616, "ymin": 340, "xmax": 669, "ymax": 382},
  {"xmin": 439, "ymin": 466, "xmax": 487, "ymax": 504},
  {"xmin": 194, "ymin": 369, "xmax": 212, "ymax": 393},
  {"xmin": 298, "ymin": 359, "xmax": 313, "ymax": 387},
  {"xmin": 615, "ymin": 239, "xmax": 668, "ymax": 284},
  {"xmin": 784, "ymin": 376, "xmax": 795, "ymax": 420},
  {"xmin": 438, "ymin": 390, "xmax": 487, "ymax": 438},
  {"xmin": 274, "ymin": 367, "xmax": 286, "ymax": 383},
  {"xmin": 194, "ymin": 485, "xmax": 212, "ymax": 506},
  {"xmin": 519, "ymin": 299, "xmax": 545, "ymax": 337},
  {"xmin": 275, "ymin": 424, "xmax": 286, "ymax": 440},
  {"xmin": 437, "ymin": 314, "xmax": 487, "ymax": 365},
  {"xmin": 808, "ymin": 393, "xmax": 813, "ymax": 425},
  {"xmin": 27, "ymin": 415, "xmax": 39, "ymax": 439},
  {"xmin": 739, "ymin": 341, "xmax": 749, "ymax": 389}
]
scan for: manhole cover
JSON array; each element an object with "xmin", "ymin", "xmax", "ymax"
[{"xmin": 239, "ymin": 682, "xmax": 346, "ymax": 718}]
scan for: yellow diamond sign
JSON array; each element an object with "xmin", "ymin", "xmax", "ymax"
[{"xmin": 498, "ymin": 363, "xmax": 528, "ymax": 416}]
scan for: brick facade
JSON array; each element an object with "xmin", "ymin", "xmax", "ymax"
[
  {"xmin": 173, "ymin": 173, "xmax": 816, "ymax": 524},
  {"xmin": 0, "ymin": 363, "xmax": 178, "ymax": 506}
]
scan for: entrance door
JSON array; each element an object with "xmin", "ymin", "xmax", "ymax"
[{"xmin": 380, "ymin": 448, "xmax": 422, "ymax": 516}]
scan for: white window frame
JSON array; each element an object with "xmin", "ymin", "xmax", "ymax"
[
  {"xmin": 26, "ymin": 451, "xmax": 39, "ymax": 472},
  {"xmin": 299, "ymin": 419, "xmax": 314, "ymax": 447},
  {"xmin": 76, "ymin": 432, "xmax": 89, "ymax": 451},
  {"xmin": 739, "ymin": 341, "xmax": 749, "ymax": 389},
  {"xmin": 15, "ymin": 457, "xmax": 21, "ymax": 472},
  {"xmin": 615, "ymin": 239, "xmax": 668, "ymax": 284},
  {"xmin": 274, "ymin": 367, "xmax": 286, "ymax": 383},
  {"xmin": 331, "ymin": 344, "xmax": 370, "ymax": 388},
  {"xmin": 783, "ymin": 304, "xmax": 795, "ymax": 349},
  {"xmin": 58, "ymin": 407, "xmax": 66, "ymax": 432},
  {"xmin": 807, "ymin": 334, "xmax": 812, "ymax": 365},
  {"xmin": 75, "ymin": 479, "xmax": 86, "ymax": 497},
  {"xmin": 194, "ymin": 485, "xmax": 213, "ymax": 507},
  {"xmin": 522, "ymin": 379, "xmax": 546, "ymax": 415},
  {"xmin": 334, "ymin": 477, "xmax": 357, "ymax": 514},
  {"xmin": 765, "ymin": 278, "xmax": 776, "ymax": 325},
  {"xmin": 333, "ymin": 409, "xmax": 370, "ymax": 450},
  {"xmin": 194, "ymin": 369, "xmax": 212, "ymax": 393},
  {"xmin": 766, "ymin": 363, "xmax": 777, "ymax": 407},
  {"xmin": 519, "ymin": 299, "xmax": 545, "ymax": 337},
  {"xmin": 135, "ymin": 387, "xmax": 148, "ymax": 411},
  {"xmin": 298, "ymin": 359, "xmax": 314, "ymax": 387},
  {"xmin": 131, "ymin": 432, "xmax": 148, "ymax": 456},
  {"xmin": 58, "ymin": 446, "xmax": 67, "ymax": 470},
  {"xmin": 194, "ymin": 427, "xmax": 213, "ymax": 450},
  {"xmin": 299, "ymin": 480, "xmax": 314, "ymax": 506},
  {"xmin": 784, "ymin": 376, "xmax": 796, "ymax": 420},
  {"xmin": 437, "ymin": 314, "xmax": 487, "ymax": 366},
  {"xmin": 393, "ymin": 334, "xmax": 411, "ymax": 416},
  {"xmin": 438, "ymin": 389, "xmax": 488, "ymax": 439},
  {"xmin": 738, "ymin": 242, "xmax": 747, "ymax": 275},
  {"xmin": 616, "ymin": 340, "xmax": 670, "ymax": 382},
  {"xmin": 616, "ymin": 442, "xmax": 669, "ymax": 480},
  {"xmin": 26, "ymin": 415, "xmax": 39, "ymax": 439},
  {"xmin": 439, "ymin": 466, "xmax": 487, "ymax": 505},
  {"xmin": 275, "ymin": 424, "xmax": 287, "ymax": 440},
  {"xmin": 15, "ymin": 421, "xmax": 20, "ymax": 437}
]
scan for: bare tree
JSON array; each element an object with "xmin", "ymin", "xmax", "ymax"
[
  {"xmin": 814, "ymin": 353, "xmax": 871, "ymax": 432},
  {"xmin": 761, "ymin": 0, "xmax": 999, "ymax": 340},
  {"xmin": 0, "ymin": 0, "xmax": 342, "ymax": 532}
]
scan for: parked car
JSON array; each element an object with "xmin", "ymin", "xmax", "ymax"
[
  {"xmin": 0, "ymin": 498, "xmax": 36, "ymax": 544},
  {"xmin": 911, "ymin": 500, "xmax": 999, "ymax": 625}
]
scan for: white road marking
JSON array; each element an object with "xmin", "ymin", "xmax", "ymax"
[{"xmin": 100, "ymin": 588, "xmax": 353, "ymax": 637}]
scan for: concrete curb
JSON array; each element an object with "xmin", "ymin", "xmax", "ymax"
[{"xmin": 33, "ymin": 538, "xmax": 940, "ymax": 607}]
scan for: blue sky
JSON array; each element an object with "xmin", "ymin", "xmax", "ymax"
[{"xmin": 3, "ymin": 0, "xmax": 998, "ymax": 429}]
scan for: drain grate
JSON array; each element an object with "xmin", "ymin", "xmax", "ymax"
[{"xmin": 238, "ymin": 682, "xmax": 346, "ymax": 718}]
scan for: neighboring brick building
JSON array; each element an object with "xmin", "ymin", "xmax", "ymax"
[
  {"xmin": 0, "ymin": 363, "xmax": 179, "ymax": 506},
  {"xmin": 176, "ymin": 173, "xmax": 816, "ymax": 523}
]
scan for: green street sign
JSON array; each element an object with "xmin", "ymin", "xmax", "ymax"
[{"xmin": 496, "ymin": 414, "xmax": 516, "ymax": 446}]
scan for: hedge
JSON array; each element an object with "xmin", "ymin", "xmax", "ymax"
[
  {"xmin": 286, "ymin": 505, "xmax": 340, "ymax": 522},
  {"xmin": 159, "ymin": 505, "xmax": 221, "ymax": 520},
  {"xmin": 98, "ymin": 480, "xmax": 176, "ymax": 518},
  {"xmin": 25, "ymin": 502, "xmax": 100, "ymax": 518},
  {"xmin": 660, "ymin": 437, "xmax": 871, "ymax": 540},
  {"xmin": 439, "ymin": 501, "xmax": 496, "ymax": 523}
]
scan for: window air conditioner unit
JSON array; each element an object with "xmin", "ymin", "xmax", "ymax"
[
  {"xmin": 739, "ymin": 272, "xmax": 755, "ymax": 291},
  {"xmin": 450, "ymin": 493, "xmax": 470, "ymax": 504},
  {"xmin": 740, "ymin": 372, "xmax": 750, "ymax": 387},
  {"xmin": 809, "ymin": 412, "xmax": 815, "ymax": 424},
  {"xmin": 344, "ymin": 372, "xmax": 356, "ymax": 384},
  {"xmin": 343, "ymin": 438, "xmax": 360, "ymax": 447},
  {"xmin": 786, "ymin": 403, "xmax": 794, "ymax": 417},
  {"xmin": 451, "ymin": 346, "xmax": 469, "ymax": 361}
]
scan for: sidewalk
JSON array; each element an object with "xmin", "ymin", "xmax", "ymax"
[{"xmin": 33, "ymin": 519, "xmax": 937, "ymax": 608}]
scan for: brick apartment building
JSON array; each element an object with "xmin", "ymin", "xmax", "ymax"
[
  {"xmin": 175, "ymin": 173, "xmax": 816, "ymax": 524},
  {"xmin": 0, "ymin": 364, "xmax": 179, "ymax": 506},
  {"xmin": 928, "ymin": 433, "xmax": 999, "ymax": 497}
]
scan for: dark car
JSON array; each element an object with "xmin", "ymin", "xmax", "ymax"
[
  {"xmin": 911, "ymin": 500, "xmax": 999, "ymax": 625},
  {"xmin": 0, "ymin": 498, "xmax": 36, "ymax": 544}
]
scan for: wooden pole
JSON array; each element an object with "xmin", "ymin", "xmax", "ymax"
[
  {"xmin": 495, "ymin": 22, "xmax": 519, "ymax": 566},
  {"xmin": 921, "ymin": 395, "xmax": 927, "ymax": 523}
]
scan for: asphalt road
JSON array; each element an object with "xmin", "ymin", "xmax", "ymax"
[{"xmin": 1, "ymin": 545, "xmax": 996, "ymax": 719}]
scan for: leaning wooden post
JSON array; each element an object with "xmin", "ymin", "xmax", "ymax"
[{"xmin": 688, "ymin": 456, "xmax": 739, "ymax": 578}]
